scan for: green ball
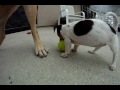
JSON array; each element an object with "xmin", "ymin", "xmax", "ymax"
[{"xmin": 58, "ymin": 40, "xmax": 65, "ymax": 52}]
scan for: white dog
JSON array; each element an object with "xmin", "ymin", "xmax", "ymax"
[{"xmin": 55, "ymin": 12, "xmax": 119, "ymax": 71}]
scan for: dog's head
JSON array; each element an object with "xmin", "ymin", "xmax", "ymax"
[
  {"xmin": 54, "ymin": 24, "xmax": 64, "ymax": 40},
  {"xmin": 53, "ymin": 17, "xmax": 67, "ymax": 40}
]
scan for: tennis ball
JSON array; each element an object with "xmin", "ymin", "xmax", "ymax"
[{"xmin": 58, "ymin": 40, "xmax": 65, "ymax": 52}]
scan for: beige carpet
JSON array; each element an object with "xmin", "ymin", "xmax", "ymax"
[{"xmin": 0, "ymin": 26, "xmax": 120, "ymax": 85}]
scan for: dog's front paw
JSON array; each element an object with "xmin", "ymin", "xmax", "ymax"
[
  {"xmin": 60, "ymin": 53, "xmax": 69, "ymax": 58},
  {"xmin": 109, "ymin": 65, "xmax": 116, "ymax": 71},
  {"xmin": 35, "ymin": 45, "xmax": 48, "ymax": 58}
]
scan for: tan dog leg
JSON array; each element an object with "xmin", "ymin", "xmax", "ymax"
[
  {"xmin": 0, "ymin": 5, "xmax": 19, "ymax": 46},
  {"xmin": 0, "ymin": 26, "xmax": 5, "ymax": 45},
  {"xmin": 23, "ymin": 5, "xmax": 48, "ymax": 57}
]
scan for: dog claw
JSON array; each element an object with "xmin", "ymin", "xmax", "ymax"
[{"xmin": 35, "ymin": 47, "xmax": 48, "ymax": 58}]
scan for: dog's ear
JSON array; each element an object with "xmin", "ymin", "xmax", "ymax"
[
  {"xmin": 53, "ymin": 21, "xmax": 58, "ymax": 32},
  {"xmin": 56, "ymin": 25, "xmax": 64, "ymax": 40},
  {"xmin": 53, "ymin": 20, "xmax": 62, "ymax": 33},
  {"xmin": 53, "ymin": 24, "xmax": 62, "ymax": 33},
  {"xmin": 57, "ymin": 25, "xmax": 62, "ymax": 35}
]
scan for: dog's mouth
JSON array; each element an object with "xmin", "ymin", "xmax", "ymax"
[{"xmin": 58, "ymin": 33, "xmax": 64, "ymax": 41}]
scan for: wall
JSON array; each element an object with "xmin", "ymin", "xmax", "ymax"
[
  {"xmin": 37, "ymin": 5, "xmax": 81, "ymax": 27},
  {"xmin": 37, "ymin": 5, "xmax": 60, "ymax": 27},
  {"xmin": 72, "ymin": 5, "xmax": 81, "ymax": 13},
  {"xmin": 90, "ymin": 5, "xmax": 120, "ymax": 15}
]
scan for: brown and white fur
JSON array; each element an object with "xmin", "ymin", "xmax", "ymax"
[
  {"xmin": 0, "ymin": 5, "xmax": 48, "ymax": 58},
  {"xmin": 55, "ymin": 12, "xmax": 119, "ymax": 71}
]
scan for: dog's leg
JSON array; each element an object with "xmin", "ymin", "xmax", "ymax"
[
  {"xmin": 108, "ymin": 37, "xmax": 119, "ymax": 71},
  {"xmin": 60, "ymin": 38, "xmax": 71, "ymax": 58},
  {"xmin": 0, "ymin": 5, "xmax": 18, "ymax": 45},
  {"xmin": 0, "ymin": 5, "xmax": 19, "ymax": 46},
  {"xmin": 0, "ymin": 26, "xmax": 5, "ymax": 46},
  {"xmin": 71, "ymin": 44, "xmax": 79, "ymax": 52},
  {"xmin": 23, "ymin": 5, "xmax": 48, "ymax": 58},
  {"xmin": 88, "ymin": 46, "xmax": 102, "ymax": 54}
]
